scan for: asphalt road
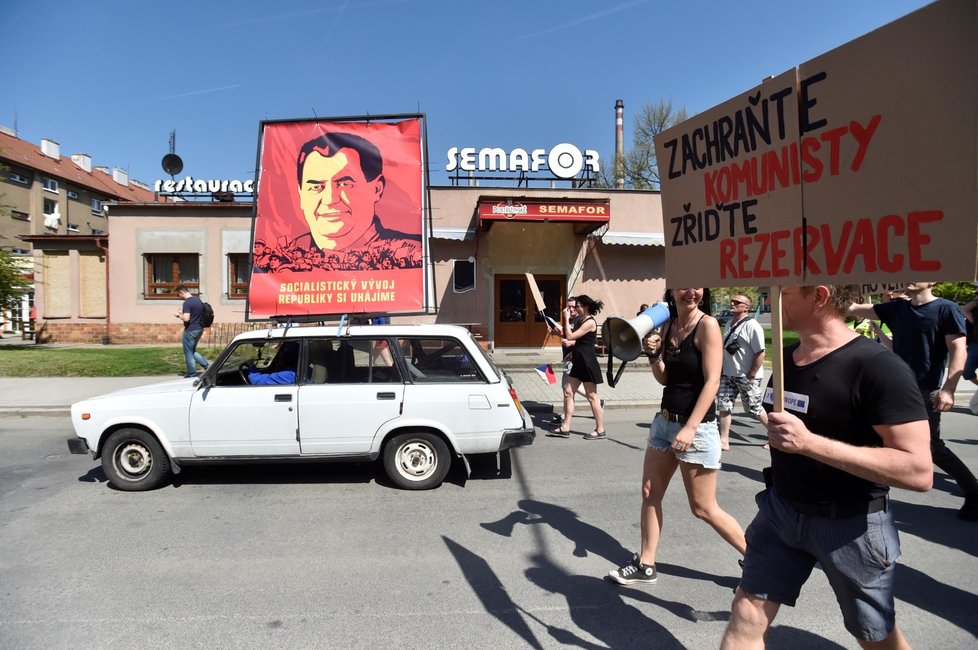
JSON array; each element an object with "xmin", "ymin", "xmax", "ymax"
[{"xmin": 2, "ymin": 409, "xmax": 977, "ymax": 649}]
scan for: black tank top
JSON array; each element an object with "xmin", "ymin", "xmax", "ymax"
[{"xmin": 661, "ymin": 316, "xmax": 716, "ymax": 421}]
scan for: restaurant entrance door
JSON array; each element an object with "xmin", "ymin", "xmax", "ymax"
[{"xmin": 493, "ymin": 274, "xmax": 564, "ymax": 348}]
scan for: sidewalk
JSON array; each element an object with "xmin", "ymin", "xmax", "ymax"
[
  {"xmin": 492, "ymin": 348, "xmax": 662, "ymax": 415},
  {"xmin": 0, "ymin": 348, "xmax": 661, "ymax": 417},
  {"xmin": 1, "ymin": 346, "xmax": 973, "ymax": 418}
]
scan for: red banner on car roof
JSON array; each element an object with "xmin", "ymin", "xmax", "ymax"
[{"xmin": 247, "ymin": 116, "xmax": 431, "ymax": 320}]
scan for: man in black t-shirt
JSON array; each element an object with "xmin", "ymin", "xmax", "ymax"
[
  {"xmin": 850, "ymin": 281, "xmax": 978, "ymax": 521},
  {"xmin": 722, "ymin": 284, "xmax": 931, "ymax": 649},
  {"xmin": 174, "ymin": 285, "xmax": 209, "ymax": 378}
]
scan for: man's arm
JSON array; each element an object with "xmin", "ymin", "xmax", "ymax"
[
  {"xmin": 175, "ymin": 301, "xmax": 190, "ymax": 323},
  {"xmin": 936, "ymin": 334, "xmax": 966, "ymax": 411},
  {"xmin": 746, "ymin": 349, "xmax": 765, "ymax": 380},
  {"xmin": 746, "ymin": 322, "xmax": 765, "ymax": 379},
  {"xmin": 767, "ymin": 411, "xmax": 932, "ymax": 491},
  {"xmin": 847, "ymin": 302, "xmax": 879, "ymax": 321}
]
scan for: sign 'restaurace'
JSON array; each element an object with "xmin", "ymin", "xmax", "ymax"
[
  {"xmin": 154, "ymin": 177, "xmax": 254, "ymax": 194},
  {"xmin": 446, "ymin": 143, "xmax": 599, "ymax": 180}
]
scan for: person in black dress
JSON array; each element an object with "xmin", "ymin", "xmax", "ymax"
[{"xmin": 553, "ymin": 294, "xmax": 605, "ymax": 439}]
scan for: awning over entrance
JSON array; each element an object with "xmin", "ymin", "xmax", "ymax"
[
  {"xmin": 430, "ymin": 227, "xmax": 476, "ymax": 241},
  {"xmin": 477, "ymin": 196, "xmax": 610, "ymax": 235},
  {"xmin": 600, "ymin": 231, "xmax": 665, "ymax": 246}
]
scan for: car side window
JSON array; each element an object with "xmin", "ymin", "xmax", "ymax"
[
  {"xmin": 306, "ymin": 337, "xmax": 401, "ymax": 384},
  {"xmin": 396, "ymin": 337, "xmax": 485, "ymax": 383},
  {"xmin": 214, "ymin": 339, "xmax": 297, "ymax": 386}
]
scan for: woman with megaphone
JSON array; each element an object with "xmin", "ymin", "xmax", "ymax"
[
  {"xmin": 552, "ymin": 294, "xmax": 606, "ymax": 439},
  {"xmin": 609, "ymin": 287, "xmax": 746, "ymax": 586}
]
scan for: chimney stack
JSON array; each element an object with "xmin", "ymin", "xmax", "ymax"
[
  {"xmin": 614, "ymin": 99, "xmax": 625, "ymax": 189},
  {"xmin": 41, "ymin": 138, "xmax": 61, "ymax": 160},
  {"xmin": 71, "ymin": 153, "xmax": 92, "ymax": 173}
]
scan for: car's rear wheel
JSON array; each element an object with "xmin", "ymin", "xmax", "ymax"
[
  {"xmin": 101, "ymin": 428, "xmax": 172, "ymax": 491},
  {"xmin": 383, "ymin": 432, "xmax": 451, "ymax": 490}
]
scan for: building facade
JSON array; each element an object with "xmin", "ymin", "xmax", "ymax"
[
  {"xmin": 26, "ymin": 183, "xmax": 668, "ymax": 349},
  {"xmin": 1, "ymin": 129, "xmax": 160, "ymax": 338}
]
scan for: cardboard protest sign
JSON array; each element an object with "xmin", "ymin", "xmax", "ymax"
[
  {"xmin": 655, "ymin": 69, "xmax": 802, "ymax": 286},
  {"xmin": 655, "ymin": 0, "xmax": 978, "ymax": 287},
  {"xmin": 797, "ymin": 0, "xmax": 976, "ymax": 284},
  {"xmin": 247, "ymin": 116, "xmax": 431, "ymax": 320}
]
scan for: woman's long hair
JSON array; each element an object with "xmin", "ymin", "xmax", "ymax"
[
  {"xmin": 663, "ymin": 288, "xmax": 713, "ymax": 320},
  {"xmin": 575, "ymin": 294, "xmax": 604, "ymax": 316}
]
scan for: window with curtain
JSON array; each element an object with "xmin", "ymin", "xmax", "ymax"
[
  {"xmin": 144, "ymin": 253, "xmax": 199, "ymax": 298},
  {"xmin": 228, "ymin": 253, "xmax": 249, "ymax": 299}
]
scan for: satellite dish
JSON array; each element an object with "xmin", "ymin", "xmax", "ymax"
[{"xmin": 161, "ymin": 153, "xmax": 184, "ymax": 176}]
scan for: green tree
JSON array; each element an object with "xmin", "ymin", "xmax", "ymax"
[
  {"xmin": 933, "ymin": 281, "xmax": 977, "ymax": 304},
  {"xmin": 596, "ymin": 99, "xmax": 689, "ymax": 190},
  {"xmin": 0, "ymin": 244, "xmax": 32, "ymax": 312},
  {"xmin": 0, "ymin": 159, "xmax": 32, "ymax": 312}
]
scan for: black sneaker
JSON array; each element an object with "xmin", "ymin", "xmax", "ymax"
[
  {"xmin": 959, "ymin": 494, "xmax": 978, "ymax": 521},
  {"xmin": 609, "ymin": 556, "xmax": 657, "ymax": 585},
  {"xmin": 552, "ymin": 414, "xmax": 564, "ymax": 426}
]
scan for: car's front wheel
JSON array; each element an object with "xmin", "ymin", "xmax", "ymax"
[
  {"xmin": 383, "ymin": 432, "xmax": 451, "ymax": 490},
  {"xmin": 101, "ymin": 428, "xmax": 172, "ymax": 491}
]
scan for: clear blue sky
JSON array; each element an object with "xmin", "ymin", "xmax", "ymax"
[{"xmin": 0, "ymin": 0, "xmax": 932, "ymax": 188}]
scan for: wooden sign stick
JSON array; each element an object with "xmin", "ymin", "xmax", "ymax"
[
  {"xmin": 525, "ymin": 273, "xmax": 546, "ymax": 313},
  {"xmin": 769, "ymin": 286, "xmax": 784, "ymax": 412}
]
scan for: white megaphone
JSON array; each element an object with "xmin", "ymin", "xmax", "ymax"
[
  {"xmin": 602, "ymin": 302, "xmax": 672, "ymax": 362},
  {"xmin": 601, "ymin": 302, "xmax": 671, "ymax": 387}
]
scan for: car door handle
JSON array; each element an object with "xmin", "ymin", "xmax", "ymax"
[
  {"xmin": 376, "ymin": 392, "xmax": 396, "ymax": 400},
  {"xmin": 274, "ymin": 394, "xmax": 293, "ymax": 402}
]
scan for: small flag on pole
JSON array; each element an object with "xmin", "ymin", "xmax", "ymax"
[{"xmin": 535, "ymin": 363, "xmax": 557, "ymax": 385}]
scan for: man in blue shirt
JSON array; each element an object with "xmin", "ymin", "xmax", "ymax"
[
  {"xmin": 850, "ymin": 281, "xmax": 977, "ymax": 521},
  {"xmin": 246, "ymin": 341, "xmax": 299, "ymax": 385},
  {"xmin": 174, "ymin": 285, "xmax": 209, "ymax": 378}
]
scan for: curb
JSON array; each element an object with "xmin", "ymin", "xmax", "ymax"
[
  {"xmin": 521, "ymin": 400, "xmax": 654, "ymax": 414},
  {"xmin": 0, "ymin": 407, "xmax": 69, "ymax": 418}
]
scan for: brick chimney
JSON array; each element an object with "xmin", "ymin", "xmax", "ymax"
[{"xmin": 614, "ymin": 99, "xmax": 625, "ymax": 189}]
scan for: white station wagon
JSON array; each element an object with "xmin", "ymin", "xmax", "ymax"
[{"xmin": 67, "ymin": 324, "xmax": 535, "ymax": 490}]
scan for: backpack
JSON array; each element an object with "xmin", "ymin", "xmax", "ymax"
[{"xmin": 200, "ymin": 302, "xmax": 215, "ymax": 328}]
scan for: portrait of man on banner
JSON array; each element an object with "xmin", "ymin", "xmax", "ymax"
[{"xmin": 247, "ymin": 117, "xmax": 428, "ymax": 320}]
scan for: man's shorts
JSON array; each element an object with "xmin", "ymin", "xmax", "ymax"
[
  {"xmin": 739, "ymin": 487, "xmax": 901, "ymax": 643},
  {"xmin": 717, "ymin": 374, "xmax": 765, "ymax": 417},
  {"xmin": 648, "ymin": 414, "xmax": 722, "ymax": 469}
]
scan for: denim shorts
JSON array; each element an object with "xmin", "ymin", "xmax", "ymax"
[
  {"xmin": 740, "ymin": 487, "xmax": 900, "ymax": 642},
  {"xmin": 648, "ymin": 413, "xmax": 722, "ymax": 469}
]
